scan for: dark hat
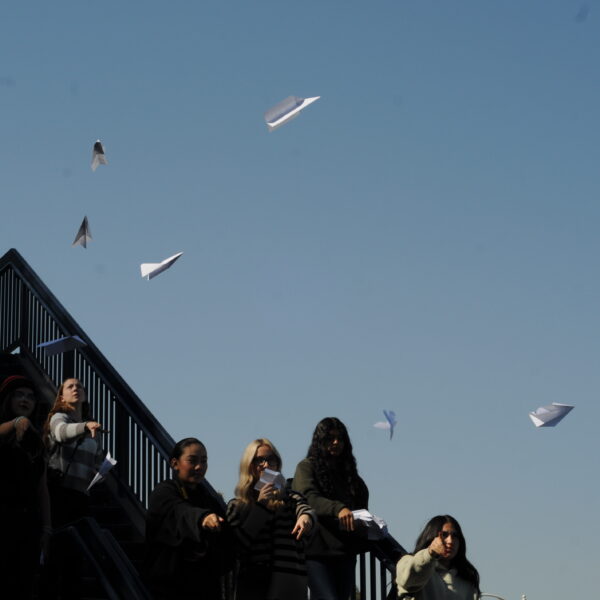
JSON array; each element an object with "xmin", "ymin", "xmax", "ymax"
[{"xmin": 0, "ymin": 375, "xmax": 36, "ymax": 402}]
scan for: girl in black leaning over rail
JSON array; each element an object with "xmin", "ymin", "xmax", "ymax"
[{"xmin": 144, "ymin": 437, "xmax": 234, "ymax": 599}]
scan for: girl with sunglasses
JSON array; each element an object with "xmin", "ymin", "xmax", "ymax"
[{"xmin": 227, "ymin": 438, "xmax": 315, "ymax": 600}]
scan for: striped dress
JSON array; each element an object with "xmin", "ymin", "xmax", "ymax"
[{"xmin": 227, "ymin": 489, "xmax": 315, "ymax": 600}]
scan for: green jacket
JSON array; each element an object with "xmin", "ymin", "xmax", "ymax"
[{"xmin": 292, "ymin": 458, "xmax": 369, "ymax": 559}]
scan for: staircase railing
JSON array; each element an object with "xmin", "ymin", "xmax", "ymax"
[
  {"xmin": 0, "ymin": 247, "xmax": 405, "ymax": 599},
  {"xmin": 0, "ymin": 248, "xmax": 175, "ymax": 514},
  {"xmin": 51, "ymin": 517, "xmax": 152, "ymax": 600}
]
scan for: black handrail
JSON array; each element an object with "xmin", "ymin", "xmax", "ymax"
[{"xmin": 51, "ymin": 517, "xmax": 152, "ymax": 600}]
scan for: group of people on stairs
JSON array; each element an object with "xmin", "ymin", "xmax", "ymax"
[{"xmin": 0, "ymin": 373, "xmax": 481, "ymax": 600}]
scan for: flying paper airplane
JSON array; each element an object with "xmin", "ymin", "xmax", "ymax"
[
  {"xmin": 37, "ymin": 335, "xmax": 86, "ymax": 357},
  {"xmin": 72, "ymin": 216, "xmax": 92, "ymax": 248},
  {"xmin": 264, "ymin": 95, "xmax": 320, "ymax": 131},
  {"xmin": 529, "ymin": 403, "xmax": 574, "ymax": 428},
  {"xmin": 140, "ymin": 252, "xmax": 183, "ymax": 280},
  {"xmin": 87, "ymin": 451, "xmax": 117, "ymax": 491},
  {"xmin": 91, "ymin": 140, "xmax": 108, "ymax": 171},
  {"xmin": 373, "ymin": 409, "xmax": 397, "ymax": 439}
]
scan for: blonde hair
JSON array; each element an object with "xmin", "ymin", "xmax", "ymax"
[{"xmin": 234, "ymin": 438, "xmax": 284, "ymax": 509}]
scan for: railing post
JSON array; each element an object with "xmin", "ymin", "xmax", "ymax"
[
  {"xmin": 19, "ymin": 280, "xmax": 29, "ymax": 351},
  {"xmin": 115, "ymin": 402, "xmax": 130, "ymax": 485},
  {"xmin": 62, "ymin": 349, "xmax": 75, "ymax": 380}
]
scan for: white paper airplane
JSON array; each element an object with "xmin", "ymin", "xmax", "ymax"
[
  {"xmin": 87, "ymin": 451, "xmax": 117, "ymax": 491},
  {"xmin": 91, "ymin": 140, "xmax": 108, "ymax": 171},
  {"xmin": 140, "ymin": 252, "xmax": 183, "ymax": 280},
  {"xmin": 37, "ymin": 335, "xmax": 87, "ymax": 357},
  {"xmin": 529, "ymin": 403, "xmax": 574, "ymax": 428},
  {"xmin": 264, "ymin": 95, "xmax": 320, "ymax": 131},
  {"xmin": 254, "ymin": 468, "xmax": 287, "ymax": 491},
  {"xmin": 72, "ymin": 216, "xmax": 92, "ymax": 248},
  {"xmin": 373, "ymin": 409, "xmax": 397, "ymax": 439},
  {"xmin": 351, "ymin": 509, "xmax": 388, "ymax": 540}
]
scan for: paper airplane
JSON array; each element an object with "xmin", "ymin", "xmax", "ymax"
[
  {"xmin": 529, "ymin": 403, "xmax": 574, "ymax": 428},
  {"xmin": 374, "ymin": 410, "xmax": 397, "ymax": 439},
  {"xmin": 254, "ymin": 468, "xmax": 287, "ymax": 491},
  {"xmin": 91, "ymin": 140, "xmax": 108, "ymax": 171},
  {"xmin": 264, "ymin": 95, "xmax": 320, "ymax": 131},
  {"xmin": 72, "ymin": 216, "xmax": 92, "ymax": 248},
  {"xmin": 87, "ymin": 451, "xmax": 117, "ymax": 491},
  {"xmin": 140, "ymin": 252, "xmax": 183, "ymax": 280},
  {"xmin": 37, "ymin": 335, "xmax": 86, "ymax": 357},
  {"xmin": 352, "ymin": 509, "xmax": 388, "ymax": 540}
]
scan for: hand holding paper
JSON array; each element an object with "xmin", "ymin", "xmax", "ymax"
[
  {"xmin": 254, "ymin": 468, "xmax": 286, "ymax": 491},
  {"xmin": 352, "ymin": 509, "xmax": 388, "ymax": 540}
]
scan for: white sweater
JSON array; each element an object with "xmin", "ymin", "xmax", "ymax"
[{"xmin": 396, "ymin": 549, "xmax": 479, "ymax": 600}]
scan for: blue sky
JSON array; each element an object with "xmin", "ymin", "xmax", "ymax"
[{"xmin": 2, "ymin": 2, "xmax": 599, "ymax": 598}]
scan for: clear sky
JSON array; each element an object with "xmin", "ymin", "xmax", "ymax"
[{"xmin": 2, "ymin": 2, "xmax": 599, "ymax": 598}]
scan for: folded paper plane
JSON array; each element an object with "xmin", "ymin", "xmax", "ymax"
[
  {"xmin": 87, "ymin": 451, "xmax": 117, "ymax": 491},
  {"xmin": 140, "ymin": 252, "xmax": 183, "ymax": 280},
  {"xmin": 72, "ymin": 216, "xmax": 92, "ymax": 248},
  {"xmin": 351, "ymin": 509, "xmax": 388, "ymax": 540},
  {"xmin": 529, "ymin": 403, "xmax": 574, "ymax": 428},
  {"xmin": 264, "ymin": 95, "xmax": 320, "ymax": 131},
  {"xmin": 254, "ymin": 468, "xmax": 287, "ymax": 491},
  {"xmin": 374, "ymin": 410, "xmax": 397, "ymax": 439},
  {"xmin": 37, "ymin": 335, "xmax": 86, "ymax": 357},
  {"xmin": 91, "ymin": 140, "xmax": 108, "ymax": 171}
]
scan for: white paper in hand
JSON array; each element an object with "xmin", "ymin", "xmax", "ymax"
[
  {"xmin": 253, "ymin": 468, "xmax": 286, "ymax": 491},
  {"xmin": 352, "ymin": 509, "xmax": 388, "ymax": 540}
]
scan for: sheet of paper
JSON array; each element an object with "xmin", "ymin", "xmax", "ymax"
[
  {"xmin": 72, "ymin": 216, "xmax": 92, "ymax": 248},
  {"xmin": 529, "ymin": 403, "xmax": 574, "ymax": 427},
  {"xmin": 87, "ymin": 451, "xmax": 117, "ymax": 491},
  {"xmin": 37, "ymin": 335, "xmax": 86, "ymax": 357},
  {"xmin": 351, "ymin": 509, "xmax": 388, "ymax": 540},
  {"xmin": 140, "ymin": 252, "xmax": 183, "ymax": 280},
  {"xmin": 253, "ymin": 468, "xmax": 286, "ymax": 491},
  {"xmin": 264, "ymin": 95, "xmax": 320, "ymax": 131}
]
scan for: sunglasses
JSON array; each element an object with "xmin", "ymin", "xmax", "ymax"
[{"xmin": 252, "ymin": 454, "xmax": 278, "ymax": 466}]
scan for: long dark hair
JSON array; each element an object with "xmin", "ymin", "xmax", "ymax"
[
  {"xmin": 413, "ymin": 515, "xmax": 480, "ymax": 594},
  {"xmin": 306, "ymin": 417, "xmax": 362, "ymax": 500}
]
